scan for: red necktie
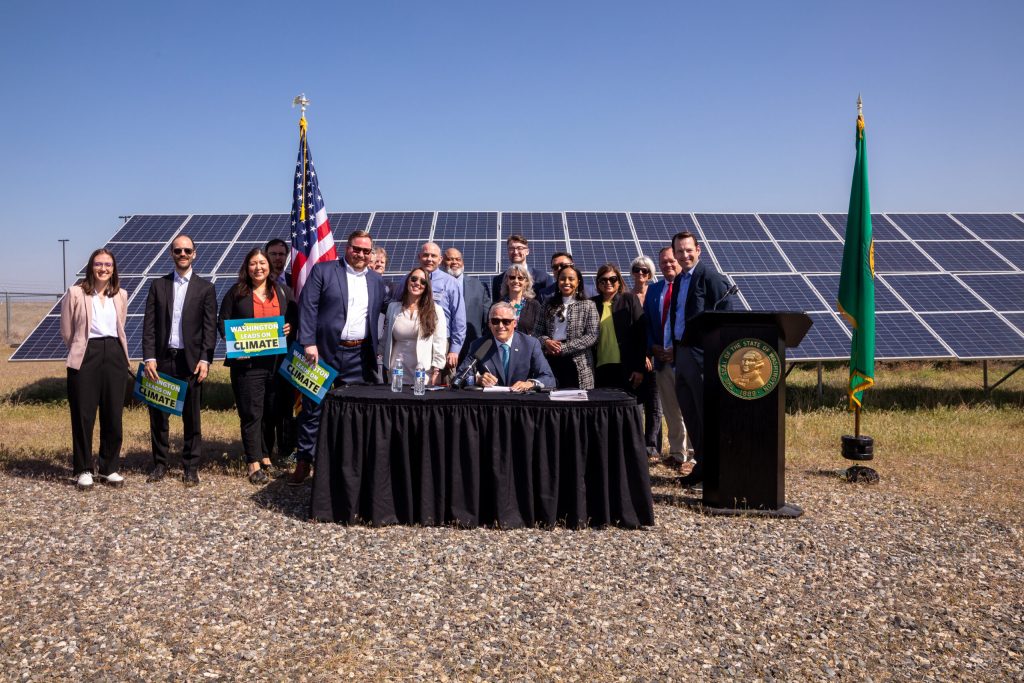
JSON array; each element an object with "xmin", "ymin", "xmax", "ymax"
[{"xmin": 661, "ymin": 281, "xmax": 673, "ymax": 330}]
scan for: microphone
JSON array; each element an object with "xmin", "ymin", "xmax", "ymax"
[
  {"xmin": 450, "ymin": 338, "xmax": 494, "ymax": 389},
  {"xmin": 713, "ymin": 284, "xmax": 739, "ymax": 310}
]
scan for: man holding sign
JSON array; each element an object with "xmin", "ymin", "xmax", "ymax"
[
  {"xmin": 142, "ymin": 234, "xmax": 218, "ymax": 487},
  {"xmin": 292, "ymin": 230, "xmax": 390, "ymax": 485}
]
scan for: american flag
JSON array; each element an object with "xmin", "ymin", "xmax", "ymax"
[{"xmin": 289, "ymin": 116, "xmax": 336, "ymax": 300}]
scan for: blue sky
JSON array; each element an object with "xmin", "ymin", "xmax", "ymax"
[{"xmin": 1, "ymin": 1, "xmax": 1022, "ymax": 290}]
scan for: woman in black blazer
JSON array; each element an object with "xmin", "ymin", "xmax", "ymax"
[
  {"xmin": 218, "ymin": 247, "xmax": 298, "ymax": 485},
  {"xmin": 590, "ymin": 263, "xmax": 648, "ymax": 394}
]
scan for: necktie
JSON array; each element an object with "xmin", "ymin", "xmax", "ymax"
[
  {"xmin": 500, "ymin": 343, "xmax": 510, "ymax": 384},
  {"xmin": 661, "ymin": 281, "xmax": 673, "ymax": 329}
]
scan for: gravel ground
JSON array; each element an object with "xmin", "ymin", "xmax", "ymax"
[{"xmin": 1, "ymin": 460, "xmax": 1021, "ymax": 682}]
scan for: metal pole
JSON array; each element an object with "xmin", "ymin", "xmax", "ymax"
[
  {"xmin": 854, "ymin": 405, "xmax": 861, "ymax": 438},
  {"xmin": 983, "ymin": 360, "xmax": 989, "ymax": 397},
  {"xmin": 816, "ymin": 362, "xmax": 823, "ymax": 403},
  {"xmin": 5, "ymin": 292, "xmax": 10, "ymax": 344},
  {"xmin": 58, "ymin": 239, "xmax": 70, "ymax": 291}
]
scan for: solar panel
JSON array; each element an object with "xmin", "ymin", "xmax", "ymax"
[
  {"xmin": 806, "ymin": 274, "xmax": 909, "ymax": 312},
  {"xmin": 501, "ymin": 212, "xmax": 565, "ymax": 241},
  {"xmin": 110, "ymin": 215, "xmax": 188, "ymax": 242},
  {"xmin": 499, "ymin": 241, "xmax": 567, "ymax": 272},
  {"xmin": 777, "ymin": 242, "xmax": 844, "ymax": 273},
  {"xmin": 758, "ymin": 214, "xmax": 839, "ymax": 240},
  {"xmin": 239, "ymin": 214, "xmax": 292, "ymax": 242},
  {"xmin": 916, "ymin": 241, "xmax": 1016, "ymax": 272},
  {"xmin": 96, "ymin": 243, "xmax": 167, "ymax": 275},
  {"xmin": 567, "ymin": 240, "xmax": 639, "ymax": 273},
  {"xmin": 212, "ymin": 278, "xmax": 237, "ymax": 310},
  {"xmin": 125, "ymin": 316, "xmax": 144, "ymax": 360},
  {"xmin": 375, "ymin": 240, "xmax": 425, "ymax": 275},
  {"xmin": 442, "ymin": 240, "xmax": 498, "ymax": 273},
  {"xmin": 565, "ymin": 212, "xmax": 633, "ymax": 240},
  {"xmin": 433, "ymin": 212, "xmax": 498, "ymax": 241},
  {"xmin": 731, "ymin": 275, "xmax": 830, "ymax": 312},
  {"xmin": 885, "ymin": 214, "xmax": 972, "ymax": 240},
  {"xmin": 952, "ymin": 214, "xmax": 1024, "ymax": 240},
  {"xmin": 919, "ymin": 312, "xmax": 1024, "ymax": 358},
  {"xmin": 14, "ymin": 211, "xmax": 1024, "ymax": 363},
  {"xmin": 823, "ymin": 213, "xmax": 906, "ymax": 240},
  {"xmin": 874, "ymin": 242, "xmax": 939, "ymax": 273},
  {"xmin": 707, "ymin": 242, "xmax": 792, "ymax": 273},
  {"xmin": 695, "ymin": 214, "xmax": 767, "ymax": 241},
  {"xmin": 958, "ymin": 274, "xmax": 1024, "ymax": 312},
  {"xmin": 787, "ymin": 312, "xmax": 850, "ymax": 360},
  {"xmin": 180, "ymin": 214, "xmax": 247, "ymax": 242},
  {"xmin": 865, "ymin": 313, "xmax": 951, "ymax": 359},
  {"xmin": 327, "ymin": 212, "xmax": 372, "ymax": 237},
  {"xmin": 629, "ymin": 213, "xmax": 698, "ymax": 241},
  {"xmin": 882, "ymin": 274, "xmax": 987, "ymax": 312},
  {"xmin": 369, "ymin": 212, "xmax": 433, "ymax": 240},
  {"xmin": 989, "ymin": 241, "xmax": 1024, "ymax": 269}
]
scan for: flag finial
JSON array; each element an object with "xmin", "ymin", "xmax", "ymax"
[
  {"xmin": 293, "ymin": 93, "xmax": 310, "ymax": 123},
  {"xmin": 857, "ymin": 93, "xmax": 863, "ymax": 116}
]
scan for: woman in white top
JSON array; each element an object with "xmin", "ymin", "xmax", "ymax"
[
  {"xmin": 381, "ymin": 267, "xmax": 448, "ymax": 385},
  {"xmin": 59, "ymin": 248, "xmax": 132, "ymax": 490}
]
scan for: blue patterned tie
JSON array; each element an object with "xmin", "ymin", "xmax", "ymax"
[{"xmin": 500, "ymin": 343, "xmax": 510, "ymax": 384}]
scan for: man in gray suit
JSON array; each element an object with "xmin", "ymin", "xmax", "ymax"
[{"xmin": 443, "ymin": 247, "xmax": 491, "ymax": 362}]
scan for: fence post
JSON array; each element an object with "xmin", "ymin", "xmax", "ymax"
[{"xmin": 4, "ymin": 292, "xmax": 10, "ymax": 344}]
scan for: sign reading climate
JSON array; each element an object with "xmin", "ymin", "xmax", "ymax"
[
  {"xmin": 718, "ymin": 339, "xmax": 781, "ymax": 400},
  {"xmin": 224, "ymin": 316, "xmax": 287, "ymax": 359}
]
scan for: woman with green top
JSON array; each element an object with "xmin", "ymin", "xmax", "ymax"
[
  {"xmin": 499, "ymin": 263, "xmax": 542, "ymax": 336},
  {"xmin": 590, "ymin": 263, "xmax": 648, "ymax": 393}
]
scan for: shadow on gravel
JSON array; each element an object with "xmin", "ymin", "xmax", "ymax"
[{"xmin": 250, "ymin": 478, "xmax": 311, "ymax": 521}]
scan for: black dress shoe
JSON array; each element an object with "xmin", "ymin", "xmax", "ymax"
[
  {"xmin": 248, "ymin": 468, "xmax": 269, "ymax": 485},
  {"xmin": 182, "ymin": 468, "xmax": 200, "ymax": 487},
  {"xmin": 677, "ymin": 467, "xmax": 703, "ymax": 488},
  {"xmin": 146, "ymin": 464, "xmax": 167, "ymax": 483}
]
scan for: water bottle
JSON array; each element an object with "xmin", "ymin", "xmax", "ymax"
[
  {"xmin": 413, "ymin": 363, "xmax": 427, "ymax": 396},
  {"xmin": 391, "ymin": 354, "xmax": 404, "ymax": 393}
]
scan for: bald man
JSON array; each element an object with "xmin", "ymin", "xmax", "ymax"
[{"xmin": 443, "ymin": 247, "xmax": 490, "ymax": 360}]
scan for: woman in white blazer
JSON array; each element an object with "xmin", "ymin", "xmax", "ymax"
[
  {"xmin": 380, "ymin": 267, "xmax": 448, "ymax": 385},
  {"xmin": 59, "ymin": 248, "xmax": 132, "ymax": 490}
]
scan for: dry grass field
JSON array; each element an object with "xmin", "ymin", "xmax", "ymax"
[
  {"xmin": 1, "ymin": 351, "xmax": 1022, "ymax": 680},
  {"xmin": 0, "ymin": 300, "xmax": 55, "ymax": 346}
]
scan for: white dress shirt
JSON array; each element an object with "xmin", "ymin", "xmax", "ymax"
[
  {"xmin": 340, "ymin": 262, "xmax": 370, "ymax": 341},
  {"xmin": 168, "ymin": 269, "xmax": 192, "ymax": 349},
  {"xmin": 88, "ymin": 294, "xmax": 119, "ymax": 339}
]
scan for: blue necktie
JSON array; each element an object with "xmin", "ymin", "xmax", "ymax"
[{"xmin": 500, "ymin": 343, "xmax": 510, "ymax": 384}]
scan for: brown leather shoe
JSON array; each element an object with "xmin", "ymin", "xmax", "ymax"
[{"xmin": 288, "ymin": 460, "xmax": 311, "ymax": 486}]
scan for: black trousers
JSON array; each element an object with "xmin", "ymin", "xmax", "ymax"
[
  {"xmin": 673, "ymin": 345, "xmax": 704, "ymax": 464},
  {"xmin": 67, "ymin": 337, "xmax": 128, "ymax": 476},
  {"xmin": 264, "ymin": 373, "xmax": 296, "ymax": 459},
  {"xmin": 229, "ymin": 358, "xmax": 280, "ymax": 463},
  {"xmin": 548, "ymin": 354, "xmax": 581, "ymax": 389},
  {"xmin": 149, "ymin": 349, "xmax": 203, "ymax": 470}
]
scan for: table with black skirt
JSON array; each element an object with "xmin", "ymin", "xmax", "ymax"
[{"xmin": 311, "ymin": 386, "xmax": 655, "ymax": 529}]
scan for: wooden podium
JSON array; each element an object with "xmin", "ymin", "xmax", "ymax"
[{"xmin": 682, "ymin": 311, "xmax": 812, "ymax": 517}]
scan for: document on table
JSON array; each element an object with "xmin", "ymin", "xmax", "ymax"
[
  {"xmin": 482, "ymin": 386, "xmax": 512, "ymax": 392},
  {"xmin": 549, "ymin": 389, "xmax": 588, "ymax": 401}
]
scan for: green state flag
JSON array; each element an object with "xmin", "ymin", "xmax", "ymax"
[{"xmin": 837, "ymin": 107, "xmax": 875, "ymax": 409}]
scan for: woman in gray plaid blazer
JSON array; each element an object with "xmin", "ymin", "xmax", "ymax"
[{"xmin": 536, "ymin": 265, "xmax": 599, "ymax": 389}]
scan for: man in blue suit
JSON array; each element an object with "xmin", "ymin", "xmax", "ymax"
[
  {"xmin": 456, "ymin": 302, "xmax": 555, "ymax": 391},
  {"xmin": 668, "ymin": 231, "xmax": 735, "ymax": 487},
  {"xmin": 291, "ymin": 229, "xmax": 389, "ymax": 484},
  {"xmin": 642, "ymin": 246, "xmax": 690, "ymax": 464}
]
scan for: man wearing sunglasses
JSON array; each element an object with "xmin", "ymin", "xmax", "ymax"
[
  {"xmin": 456, "ymin": 302, "xmax": 555, "ymax": 391},
  {"xmin": 535, "ymin": 252, "xmax": 596, "ymax": 304},
  {"xmin": 292, "ymin": 230, "xmax": 390, "ymax": 484},
  {"xmin": 142, "ymin": 234, "xmax": 218, "ymax": 487}
]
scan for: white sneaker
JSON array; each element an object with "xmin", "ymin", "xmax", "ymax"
[
  {"xmin": 98, "ymin": 472, "xmax": 124, "ymax": 487},
  {"xmin": 76, "ymin": 472, "xmax": 94, "ymax": 489}
]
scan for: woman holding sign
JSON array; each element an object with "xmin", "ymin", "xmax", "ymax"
[
  {"xmin": 380, "ymin": 267, "xmax": 447, "ymax": 386},
  {"xmin": 60, "ymin": 248, "xmax": 132, "ymax": 490},
  {"xmin": 218, "ymin": 248, "xmax": 297, "ymax": 485}
]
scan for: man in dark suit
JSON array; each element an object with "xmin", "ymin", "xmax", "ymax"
[
  {"xmin": 491, "ymin": 235, "xmax": 550, "ymax": 299},
  {"xmin": 142, "ymin": 234, "xmax": 218, "ymax": 487},
  {"xmin": 443, "ymin": 247, "xmax": 491, "ymax": 362},
  {"xmin": 668, "ymin": 231, "xmax": 735, "ymax": 487},
  {"xmin": 291, "ymin": 230, "xmax": 389, "ymax": 484},
  {"xmin": 456, "ymin": 302, "xmax": 555, "ymax": 391}
]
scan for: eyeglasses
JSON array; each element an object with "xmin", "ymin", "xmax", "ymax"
[
  {"xmin": 349, "ymin": 246, "xmax": 373, "ymax": 255},
  {"xmin": 507, "ymin": 275, "xmax": 527, "ymax": 282},
  {"xmin": 489, "ymin": 318, "xmax": 515, "ymax": 327},
  {"xmin": 92, "ymin": 261, "xmax": 114, "ymax": 268},
  {"xmin": 631, "ymin": 267, "xmax": 650, "ymax": 275},
  {"xmin": 552, "ymin": 262, "xmax": 572, "ymax": 271},
  {"xmin": 597, "ymin": 276, "xmax": 620, "ymax": 285},
  {"xmin": 509, "ymin": 246, "xmax": 528, "ymax": 252},
  {"xmin": 408, "ymin": 275, "xmax": 428, "ymax": 286},
  {"xmin": 172, "ymin": 247, "xmax": 194, "ymax": 255}
]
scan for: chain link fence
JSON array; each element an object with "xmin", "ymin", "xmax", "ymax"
[{"xmin": 2, "ymin": 292, "xmax": 61, "ymax": 346}]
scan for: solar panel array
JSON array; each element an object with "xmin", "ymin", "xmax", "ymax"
[{"xmin": 13, "ymin": 212, "xmax": 1024, "ymax": 362}]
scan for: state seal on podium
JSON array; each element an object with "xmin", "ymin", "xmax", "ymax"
[{"xmin": 718, "ymin": 339, "xmax": 781, "ymax": 400}]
